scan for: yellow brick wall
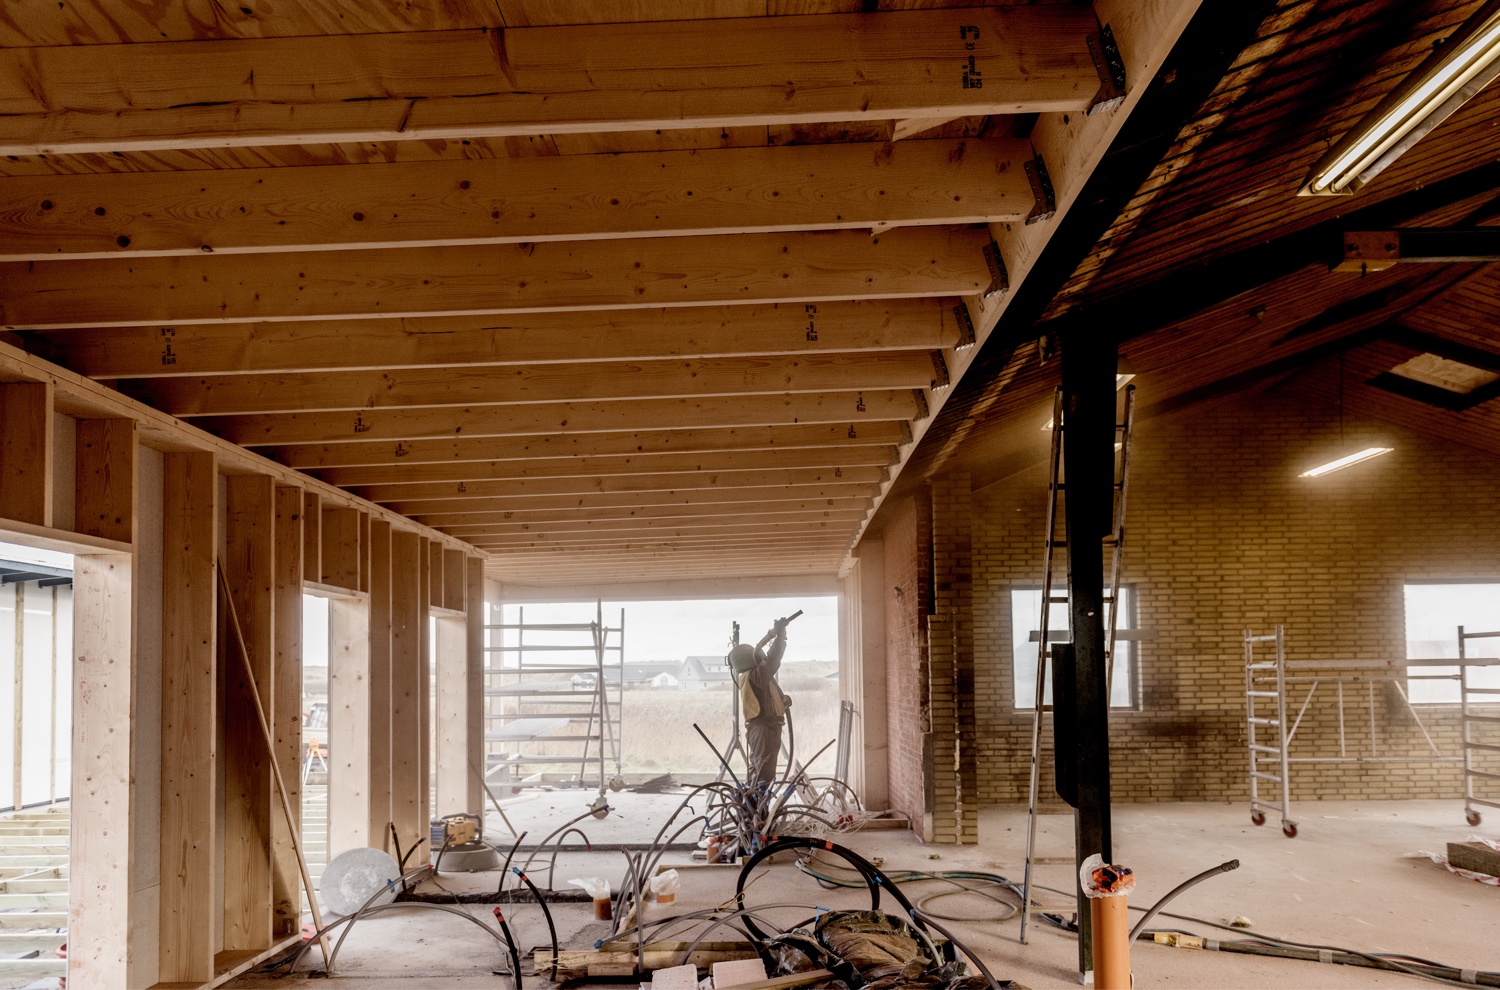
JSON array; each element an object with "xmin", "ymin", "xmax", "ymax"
[{"xmin": 970, "ymin": 388, "xmax": 1493, "ymax": 806}]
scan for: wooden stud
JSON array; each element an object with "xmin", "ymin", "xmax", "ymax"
[
  {"xmin": 301, "ymin": 492, "xmax": 321, "ymax": 584},
  {"xmin": 358, "ymin": 511, "xmax": 371, "ymax": 594},
  {"xmin": 328, "ymin": 595, "xmax": 371, "ymax": 857},
  {"xmin": 366, "ymin": 521, "xmax": 394, "ymax": 853},
  {"xmin": 1, "ymin": 140, "xmax": 1034, "ymax": 260},
  {"xmin": 74, "ymin": 418, "xmax": 136, "ymax": 544},
  {"xmin": 223, "ymin": 473, "xmax": 275, "ymax": 954},
  {"xmin": 428, "ymin": 541, "xmax": 445, "ymax": 610},
  {"xmin": 0, "ymin": 8, "xmax": 1098, "ymax": 155},
  {"xmin": 320, "ymin": 505, "xmax": 360, "ymax": 591},
  {"xmin": 270, "ymin": 485, "xmax": 304, "ymax": 938},
  {"xmin": 269, "ymin": 421, "xmax": 912, "ymax": 472},
  {"xmin": 0, "ymin": 227, "xmax": 992, "ymax": 329},
  {"xmin": 416, "ymin": 540, "xmax": 432, "ymax": 848},
  {"xmin": 214, "ymin": 390, "xmax": 925, "ymax": 447},
  {"xmin": 68, "ymin": 552, "xmax": 132, "ymax": 990},
  {"xmin": 0, "ymin": 383, "xmax": 54, "ymax": 527},
  {"xmin": 464, "ymin": 557, "xmax": 485, "ymax": 818},
  {"xmin": 159, "ymin": 451, "xmax": 216, "ymax": 985},
  {"xmin": 388, "ymin": 531, "xmax": 424, "ymax": 858}
]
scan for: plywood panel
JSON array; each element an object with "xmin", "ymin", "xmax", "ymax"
[
  {"xmin": 222, "ymin": 473, "xmax": 275, "ymax": 953},
  {"xmin": 270, "ymin": 485, "xmax": 303, "ymax": 938},
  {"xmin": 159, "ymin": 451, "xmax": 216, "ymax": 984},
  {"xmin": 74, "ymin": 418, "xmax": 136, "ymax": 544},
  {"xmin": 0, "ymin": 383, "xmax": 54, "ymax": 527}
]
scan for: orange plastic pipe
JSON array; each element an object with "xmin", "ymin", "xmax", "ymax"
[{"xmin": 1091, "ymin": 894, "xmax": 1131, "ymax": 989}]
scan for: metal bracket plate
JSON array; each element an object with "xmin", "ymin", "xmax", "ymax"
[
  {"xmin": 930, "ymin": 350, "xmax": 951, "ymax": 390},
  {"xmin": 1087, "ymin": 25, "xmax": 1127, "ymax": 115},
  {"xmin": 912, "ymin": 388, "xmax": 931, "ymax": 422},
  {"xmin": 952, "ymin": 302, "xmax": 976, "ymax": 349},
  {"xmin": 1024, "ymin": 155, "xmax": 1057, "ymax": 225},
  {"xmin": 982, "ymin": 241, "xmax": 1009, "ymax": 298}
]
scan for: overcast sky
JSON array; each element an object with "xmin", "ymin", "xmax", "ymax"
[{"xmin": 498, "ymin": 596, "xmax": 839, "ymax": 665}]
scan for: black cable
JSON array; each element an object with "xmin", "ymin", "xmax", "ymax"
[
  {"xmin": 913, "ymin": 911, "xmax": 1001, "ymax": 990},
  {"xmin": 511, "ymin": 868, "xmax": 560, "ymax": 981},
  {"xmin": 492, "ymin": 907, "xmax": 524, "ymax": 990}
]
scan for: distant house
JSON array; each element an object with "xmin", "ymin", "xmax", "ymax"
[
  {"xmin": 590, "ymin": 663, "xmax": 682, "ymax": 689},
  {"xmin": 679, "ymin": 655, "xmax": 734, "ymax": 690}
]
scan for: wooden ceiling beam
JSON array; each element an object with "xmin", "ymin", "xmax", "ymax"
[
  {"xmin": 462, "ymin": 531, "xmax": 854, "ymax": 551},
  {"xmin": 468, "ymin": 520, "xmax": 855, "ymax": 544},
  {"xmin": 379, "ymin": 484, "xmax": 879, "ymax": 518},
  {"xmin": 0, "ymin": 139, "xmax": 1035, "ymax": 261},
  {"xmin": 22, "ymin": 299, "xmax": 963, "ymax": 380},
  {"xmin": 318, "ymin": 444, "xmax": 895, "ymax": 488},
  {"xmin": 406, "ymin": 494, "xmax": 873, "ymax": 523},
  {"xmin": 0, "ymin": 8, "xmax": 1100, "ymax": 156},
  {"xmin": 0, "ymin": 227, "xmax": 994, "ymax": 330},
  {"xmin": 210, "ymin": 390, "xmax": 925, "ymax": 447},
  {"xmin": 484, "ymin": 548, "xmax": 845, "ymax": 567},
  {"xmin": 128, "ymin": 351, "xmax": 945, "ymax": 418},
  {"xmin": 269, "ymin": 421, "xmax": 912, "ymax": 471},
  {"xmin": 368, "ymin": 466, "xmax": 885, "ymax": 506},
  {"xmin": 431, "ymin": 507, "xmax": 863, "ymax": 534}
]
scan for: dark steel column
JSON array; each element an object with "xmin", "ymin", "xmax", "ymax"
[{"xmin": 1061, "ymin": 332, "xmax": 1117, "ymax": 979}]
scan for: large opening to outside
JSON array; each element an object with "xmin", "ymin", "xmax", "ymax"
[{"xmin": 1404, "ymin": 581, "xmax": 1500, "ymax": 703}]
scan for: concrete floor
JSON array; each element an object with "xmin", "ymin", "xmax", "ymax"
[{"xmin": 227, "ymin": 798, "xmax": 1499, "ymax": 989}]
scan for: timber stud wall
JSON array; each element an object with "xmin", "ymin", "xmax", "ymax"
[{"xmin": 971, "ymin": 391, "xmax": 1480, "ymax": 804}]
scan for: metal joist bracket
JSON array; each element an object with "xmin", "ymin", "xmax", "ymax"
[
  {"xmin": 1024, "ymin": 154, "xmax": 1057, "ymax": 225},
  {"xmin": 912, "ymin": 388, "xmax": 931, "ymax": 422},
  {"xmin": 951, "ymin": 301, "xmax": 977, "ymax": 349},
  {"xmin": 982, "ymin": 241, "xmax": 1009, "ymax": 298},
  {"xmin": 1087, "ymin": 25, "xmax": 1127, "ymax": 115},
  {"xmin": 929, "ymin": 351, "xmax": 951, "ymax": 391}
]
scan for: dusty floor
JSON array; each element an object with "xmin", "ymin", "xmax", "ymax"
[{"xmin": 226, "ymin": 797, "xmax": 1499, "ymax": 989}]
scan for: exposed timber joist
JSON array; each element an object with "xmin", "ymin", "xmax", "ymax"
[
  {"xmin": 403, "ymin": 493, "xmax": 874, "ymax": 522},
  {"xmin": 210, "ymin": 391, "xmax": 927, "ymax": 447},
  {"xmin": 467, "ymin": 533, "xmax": 856, "ymax": 552},
  {"xmin": 0, "ymin": 140, "xmax": 1034, "ymax": 261},
  {"xmin": 268, "ymin": 421, "xmax": 912, "ymax": 472},
  {"xmin": 465, "ymin": 520, "xmax": 857, "ymax": 545},
  {"xmin": 369, "ymin": 467, "xmax": 885, "ymax": 506},
  {"xmin": 20, "ymin": 300, "xmax": 964, "ymax": 380},
  {"xmin": 126, "ymin": 352, "xmax": 946, "ymax": 418},
  {"xmin": 431, "ymin": 509, "xmax": 863, "ymax": 535},
  {"xmin": 0, "ymin": 227, "xmax": 994, "ymax": 330},
  {"xmin": 0, "ymin": 8, "xmax": 1100, "ymax": 156},
  {"xmin": 318, "ymin": 445, "xmax": 895, "ymax": 488},
  {"xmin": 383, "ymin": 484, "xmax": 878, "ymax": 518}
]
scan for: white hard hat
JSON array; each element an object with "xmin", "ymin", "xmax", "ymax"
[{"xmin": 728, "ymin": 643, "xmax": 757, "ymax": 673}]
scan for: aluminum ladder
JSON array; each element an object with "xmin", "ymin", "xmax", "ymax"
[
  {"xmin": 1019, "ymin": 383, "xmax": 1136, "ymax": 943},
  {"xmin": 1244, "ymin": 626, "xmax": 1296, "ymax": 837}
]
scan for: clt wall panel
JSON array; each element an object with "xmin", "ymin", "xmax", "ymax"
[
  {"xmin": 74, "ymin": 419, "xmax": 137, "ymax": 544},
  {"xmin": 465, "ymin": 557, "xmax": 485, "ymax": 817},
  {"xmin": 328, "ymin": 595, "xmax": 371, "ymax": 856},
  {"xmin": 388, "ymin": 531, "xmax": 424, "ymax": 858},
  {"xmin": 270, "ymin": 485, "xmax": 304, "ymax": 938}
]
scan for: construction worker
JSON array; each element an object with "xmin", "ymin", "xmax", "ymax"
[{"xmin": 727, "ymin": 617, "xmax": 791, "ymax": 798}]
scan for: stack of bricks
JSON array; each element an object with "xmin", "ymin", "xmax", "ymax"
[{"xmin": 968, "ymin": 388, "xmax": 1490, "ymax": 804}]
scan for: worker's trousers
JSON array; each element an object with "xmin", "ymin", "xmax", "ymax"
[{"xmin": 745, "ymin": 718, "xmax": 783, "ymax": 796}]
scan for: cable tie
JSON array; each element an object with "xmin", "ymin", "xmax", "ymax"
[
  {"xmin": 1317, "ymin": 950, "xmax": 1333, "ymax": 964},
  {"xmin": 1205, "ymin": 939, "xmax": 1219, "ymax": 951},
  {"xmin": 1462, "ymin": 970, "xmax": 1478, "ymax": 985}
]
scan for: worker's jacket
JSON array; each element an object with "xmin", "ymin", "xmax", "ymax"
[{"xmin": 737, "ymin": 632, "xmax": 788, "ymax": 725}]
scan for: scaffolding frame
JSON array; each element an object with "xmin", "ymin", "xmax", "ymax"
[
  {"xmin": 482, "ymin": 601, "xmax": 625, "ymax": 794},
  {"xmin": 1245, "ymin": 625, "xmax": 1499, "ymax": 836}
]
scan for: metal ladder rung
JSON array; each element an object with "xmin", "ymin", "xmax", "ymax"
[
  {"xmin": 1253, "ymin": 800, "xmax": 1285, "ymax": 813},
  {"xmin": 1249, "ymin": 744, "xmax": 1281, "ymax": 755},
  {"xmin": 1046, "ymin": 596, "xmax": 1069, "ymax": 604},
  {"xmin": 1465, "ymin": 741, "xmax": 1500, "ymax": 752},
  {"xmin": 1247, "ymin": 663, "xmax": 1279, "ymax": 670},
  {"xmin": 1247, "ymin": 690, "xmax": 1278, "ymax": 698},
  {"xmin": 1465, "ymin": 713, "xmax": 1500, "ymax": 724},
  {"xmin": 1464, "ymin": 687, "xmax": 1500, "ymax": 694},
  {"xmin": 1248, "ymin": 717, "xmax": 1280, "ymax": 726},
  {"xmin": 1467, "ymin": 769, "xmax": 1500, "ymax": 781},
  {"xmin": 1251, "ymin": 772, "xmax": 1282, "ymax": 782}
]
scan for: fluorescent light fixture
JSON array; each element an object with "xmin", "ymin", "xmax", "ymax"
[
  {"xmin": 1300, "ymin": 447, "xmax": 1393, "ymax": 477},
  {"xmin": 1301, "ymin": 0, "xmax": 1500, "ymax": 196}
]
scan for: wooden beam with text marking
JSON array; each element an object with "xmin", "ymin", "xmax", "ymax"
[
  {"xmin": 318, "ymin": 444, "xmax": 896, "ymax": 488},
  {"xmin": 0, "ymin": 140, "xmax": 1034, "ymax": 261},
  {"xmin": 0, "ymin": 8, "xmax": 1099, "ymax": 156},
  {"xmin": 21, "ymin": 299, "xmax": 964, "ymax": 379},
  {"xmin": 0, "ymin": 227, "xmax": 994, "ymax": 330},
  {"xmin": 127, "ymin": 352, "xmax": 945, "ymax": 418},
  {"xmin": 268, "ymin": 421, "xmax": 912, "ymax": 471},
  {"xmin": 367, "ymin": 466, "xmax": 886, "ymax": 506},
  {"xmin": 210, "ymin": 390, "xmax": 927, "ymax": 447}
]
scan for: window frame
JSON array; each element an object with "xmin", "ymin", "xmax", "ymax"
[{"xmin": 1009, "ymin": 583, "xmax": 1140, "ymax": 712}]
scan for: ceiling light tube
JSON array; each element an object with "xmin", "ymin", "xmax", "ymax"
[
  {"xmin": 1300, "ymin": 447, "xmax": 1393, "ymax": 477},
  {"xmin": 1301, "ymin": 0, "xmax": 1500, "ymax": 196}
]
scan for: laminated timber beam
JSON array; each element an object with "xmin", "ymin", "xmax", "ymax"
[
  {"xmin": 128, "ymin": 352, "xmax": 946, "ymax": 418},
  {"xmin": 369, "ymin": 469, "xmax": 885, "ymax": 506},
  {"xmin": 432, "ymin": 507, "xmax": 866, "ymax": 534},
  {"xmin": 0, "ymin": 140, "xmax": 1034, "ymax": 261},
  {"xmin": 269, "ymin": 421, "xmax": 912, "ymax": 472},
  {"xmin": 319, "ymin": 445, "xmax": 896, "ymax": 488},
  {"xmin": 471, "ymin": 536, "xmax": 855, "ymax": 554},
  {"xmin": 22, "ymin": 299, "xmax": 964, "ymax": 380},
  {"xmin": 211, "ymin": 390, "xmax": 926, "ymax": 447},
  {"xmin": 412, "ymin": 498, "xmax": 874, "ymax": 528},
  {"xmin": 485, "ymin": 548, "xmax": 845, "ymax": 569},
  {"xmin": 383, "ymin": 485, "xmax": 876, "ymax": 517},
  {"xmin": 465, "ymin": 521, "xmax": 856, "ymax": 545},
  {"xmin": 0, "ymin": 227, "xmax": 994, "ymax": 329},
  {"xmin": 0, "ymin": 8, "xmax": 1100, "ymax": 156}
]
